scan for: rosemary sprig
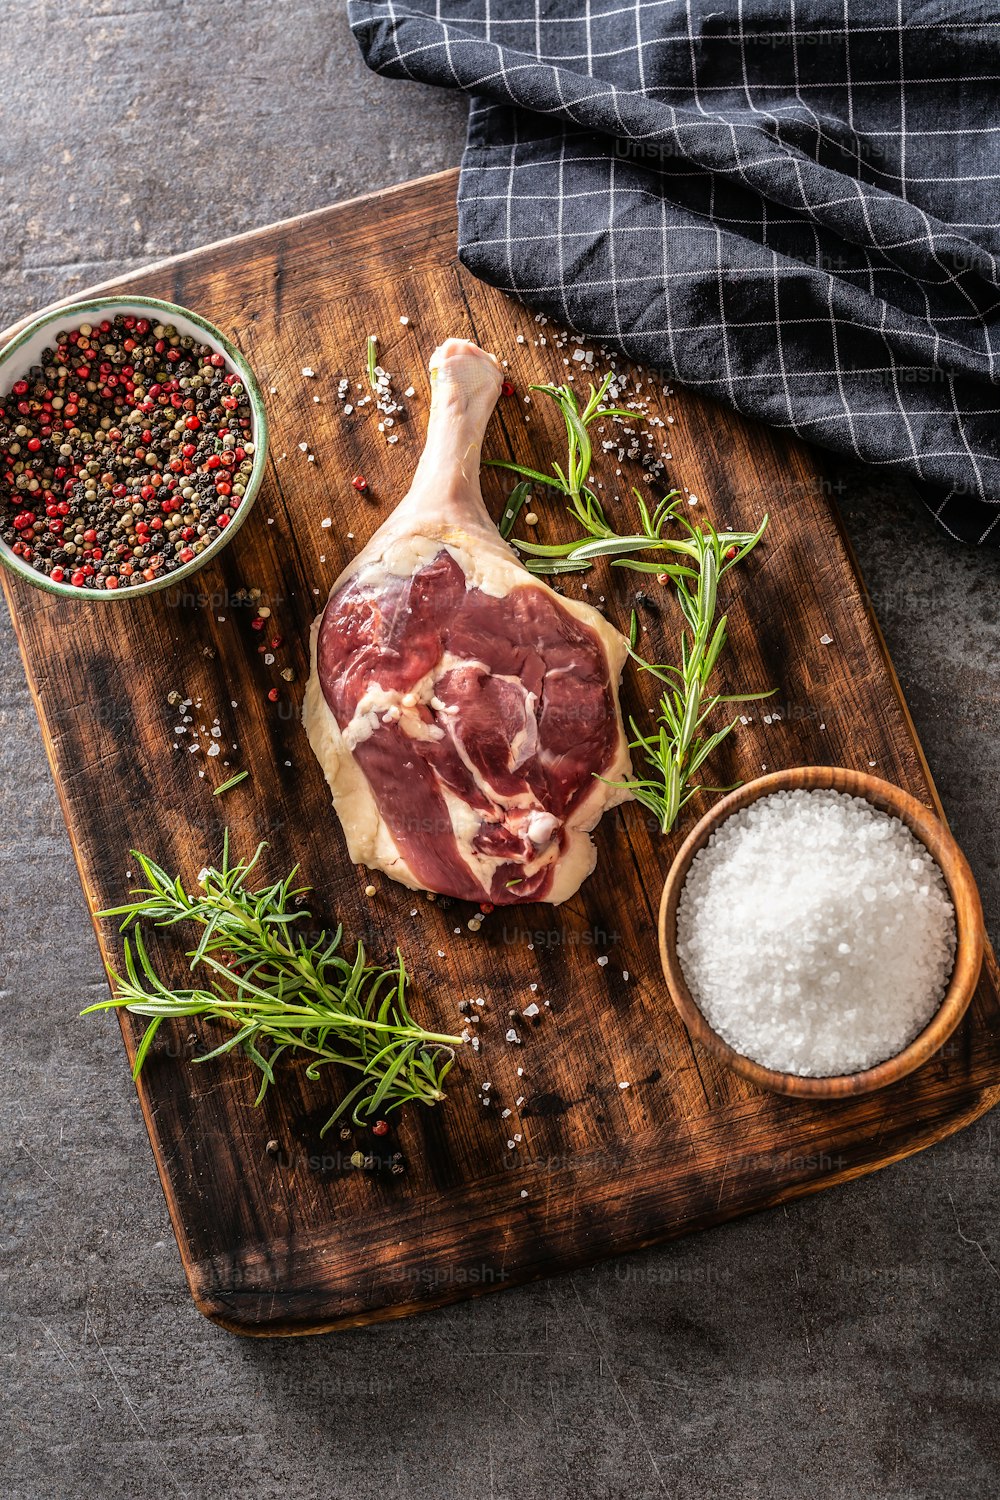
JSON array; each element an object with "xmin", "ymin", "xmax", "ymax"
[
  {"xmin": 487, "ymin": 374, "xmax": 637, "ymax": 572},
  {"xmin": 603, "ymin": 509, "xmax": 773, "ymax": 833},
  {"xmin": 83, "ymin": 836, "xmax": 464, "ymax": 1133}
]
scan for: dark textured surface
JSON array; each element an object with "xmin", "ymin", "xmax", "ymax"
[
  {"xmin": 1, "ymin": 5, "xmax": 997, "ymax": 1498},
  {"xmin": 351, "ymin": 0, "xmax": 1000, "ymax": 543}
]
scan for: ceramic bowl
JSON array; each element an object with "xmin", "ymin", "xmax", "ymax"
[{"xmin": 0, "ymin": 295, "xmax": 268, "ymax": 600}]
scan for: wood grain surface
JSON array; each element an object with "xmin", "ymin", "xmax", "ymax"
[{"xmin": 3, "ymin": 169, "xmax": 999, "ymax": 1336}]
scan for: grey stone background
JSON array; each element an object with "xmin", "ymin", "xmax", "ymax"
[{"xmin": 2, "ymin": 4, "xmax": 997, "ymax": 1497}]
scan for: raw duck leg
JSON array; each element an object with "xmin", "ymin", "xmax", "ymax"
[{"xmin": 303, "ymin": 339, "xmax": 632, "ymax": 905}]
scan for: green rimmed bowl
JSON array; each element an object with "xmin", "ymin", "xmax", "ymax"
[{"xmin": 0, "ymin": 294, "xmax": 269, "ymax": 600}]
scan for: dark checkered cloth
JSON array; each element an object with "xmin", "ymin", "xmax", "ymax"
[{"xmin": 349, "ymin": 0, "xmax": 1000, "ymax": 544}]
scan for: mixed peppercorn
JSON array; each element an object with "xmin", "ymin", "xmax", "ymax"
[{"xmin": 0, "ymin": 313, "xmax": 257, "ymax": 590}]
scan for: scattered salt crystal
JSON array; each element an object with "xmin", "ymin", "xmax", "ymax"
[
  {"xmin": 505, "ymin": 1028, "xmax": 521, "ymax": 1044},
  {"xmin": 520, "ymin": 1190, "xmax": 528, "ymax": 1198},
  {"xmin": 320, "ymin": 518, "xmax": 332, "ymax": 528},
  {"xmin": 515, "ymin": 1095, "xmax": 525, "ymax": 1107},
  {"xmin": 298, "ymin": 442, "xmax": 308, "ymax": 452},
  {"xmin": 622, "ymin": 970, "xmax": 630, "ymax": 982},
  {"xmin": 618, "ymin": 1081, "xmax": 630, "ymax": 1090},
  {"xmin": 820, "ymin": 633, "xmax": 834, "ymax": 645},
  {"xmin": 676, "ymin": 788, "xmax": 957, "ymax": 1076},
  {"xmin": 597, "ymin": 955, "xmax": 609, "ymax": 967},
  {"xmin": 301, "ymin": 367, "xmax": 315, "ymax": 377},
  {"xmin": 523, "ymin": 1002, "xmax": 540, "ymax": 1018},
  {"xmin": 400, "ymin": 315, "xmax": 409, "ymax": 325}
]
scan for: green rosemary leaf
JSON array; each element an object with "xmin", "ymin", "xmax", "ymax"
[
  {"xmin": 484, "ymin": 459, "xmax": 563, "ymax": 489},
  {"xmin": 213, "ymin": 770, "xmax": 249, "ymax": 796},
  {"xmin": 129, "ymin": 1013, "xmax": 163, "ymax": 1082},
  {"xmin": 499, "ymin": 480, "xmax": 534, "ymax": 540},
  {"xmin": 509, "ymin": 537, "xmax": 587, "ymax": 558},
  {"xmin": 523, "ymin": 556, "xmax": 592, "ymax": 575}
]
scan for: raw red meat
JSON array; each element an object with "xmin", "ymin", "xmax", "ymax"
[{"xmin": 304, "ymin": 339, "xmax": 631, "ymax": 905}]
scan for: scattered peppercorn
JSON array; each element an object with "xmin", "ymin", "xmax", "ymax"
[
  {"xmin": 372, "ymin": 1119, "xmax": 389, "ymax": 1137},
  {"xmin": 0, "ymin": 313, "xmax": 256, "ymax": 589},
  {"xmin": 267, "ymin": 687, "xmax": 280, "ymax": 702},
  {"xmin": 351, "ymin": 474, "xmax": 368, "ymax": 493}
]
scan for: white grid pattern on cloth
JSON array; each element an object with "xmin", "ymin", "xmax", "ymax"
[{"xmin": 352, "ymin": 0, "xmax": 1000, "ymax": 541}]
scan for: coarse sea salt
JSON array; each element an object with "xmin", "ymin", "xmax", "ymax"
[{"xmin": 676, "ymin": 788, "xmax": 957, "ymax": 1076}]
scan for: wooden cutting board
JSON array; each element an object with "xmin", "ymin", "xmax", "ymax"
[{"xmin": 4, "ymin": 169, "xmax": 999, "ymax": 1336}]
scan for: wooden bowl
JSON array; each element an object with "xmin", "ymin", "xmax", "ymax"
[{"xmin": 658, "ymin": 766, "xmax": 985, "ymax": 1098}]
